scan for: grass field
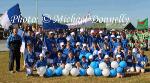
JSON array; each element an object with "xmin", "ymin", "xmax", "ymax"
[{"xmin": 0, "ymin": 51, "xmax": 150, "ymax": 83}]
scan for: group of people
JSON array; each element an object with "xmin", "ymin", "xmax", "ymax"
[{"xmin": 6, "ymin": 24, "xmax": 149, "ymax": 78}]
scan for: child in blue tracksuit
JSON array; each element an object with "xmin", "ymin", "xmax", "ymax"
[
  {"xmin": 90, "ymin": 42, "xmax": 100, "ymax": 54},
  {"xmin": 53, "ymin": 50, "xmax": 66, "ymax": 68},
  {"xmin": 95, "ymin": 50, "xmax": 103, "ymax": 63},
  {"xmin": 34, "ymin": 53, "xmax": 47, "ymax": 69},
  {"xmin": 114, "ymin": 46, "xmax": 125, "ymax": 60},
  {"xmin": 111, "ymin": 39, "xmax": 117, "ymax": 51},
  {"xmin": 34, "ymin": 53, "xmax": 47, "ymax": 77},
  {"xmin": 57, "ymin": 42, "xmax": 65, "ymax": 52},
  {"xmin": 103, "ymin": 55, "xmax": 111, "ymax": 69},
  {"xmin": 88, "ymin": 55, "xmax": 95, "ymax": 65},
  {"xmin": 45, "ymin": 51, "xmax": 54, "ymax": 67},
  {"xmin": 121, "ymin": 37, "xmax": 128, "ymax": 49},
  {"xmin": 77, "ymin": 32, "xmax": 87, "ymax": 44},
  {"xmin": 66, "ymin": 52, "xmax": 77, "ymax": 66},
  {"xmin": 132, "ymin": 47, "xmax": 138, "ymax": 58},
  {"xmin": 74, "ymin": 42, "xmax": 82, "ymax": 61},
  {"xmin": 25, "ymin": 43, "xmax": 36, "ymax": 76},
  {"xmin": 136, "ymin": 50, "xmax": 148, "ymax": 73},
  {"xmin": 80, "ymin": 43, "xmax": 90, "ymax": 56},
  {"xmin": 69, "ymin": 32, "xmax": 76, "ymax": 48},
  {"xmin": 96, "ymin": 35, "xmax": 104, "ymax": 48},
  {"xmin": 45, "ymin": 32, "xmax": 56, "ymax": 52},
  {"xmin": 57, "ymin": 33, "xmax": 67, "ymax": 44},
  {"xmin": 116, "ymin": 55, "xmax": 125, "ymax": 78},
  {"xmin": 76, "ymin": 56, "xmax": 88, "ymax": 69},
  {"xmin": 125, "ymin": 50, "xmax": 135, "ymax": 72},
  {"xmin": 63, "ymin": 42, "xmax": 74, "ymax": 59},
  {"xmin": 34, "ymin": 35, "xmax": 43, "ymax": 57},
  {"xmin": 87, "ymin": 34, "xmax": 97, "ymax": 47},
  {"xmin": 24, "ymin": 30, "xmax": 36, "ymax": 49}
]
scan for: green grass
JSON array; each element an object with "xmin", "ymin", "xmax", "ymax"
[{"xmin": 0, "ymin": 51, "xmax": 150, "ymax": 83}]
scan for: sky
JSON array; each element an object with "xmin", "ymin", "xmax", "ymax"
[{"xmin": 0, "ymin": 0, "xmax": 150, "ymax": 26}]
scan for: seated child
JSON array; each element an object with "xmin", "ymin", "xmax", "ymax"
[
  {"xmin": 25, "ymin": 43, "xmax": 36, "ymax": 76},
  {"xmin": 95, "ymin": 50, "xmax": 103, "ymax": 63},
  {"xmin": 45, "ymin": 51, "xmax": 54, "ymax": 67},
  {"xmin": 136, "ymin": 50, "xmax": 148, "ymax": 73},
  {"xmin": 125, "ymin": 50, "xmax": 135, "ymax": 72},
  {"xmin": 63, "ymin": 42, "xmax": 74, "ymax": 58},
  {"xmin": 114, "ymin": 46, "xmax": 125, "ymax": 60},
  {"xmin": 34, "ymin": 53, "xmax": 47, "ymax": 77},
  {"xmin": 74, "ymin": 42, "xmax": 82, "ymax": 61},
  {"xmin": 88, "ymin": 55, "xmax": 95, "ymax": 64},
  {"xmin": 103, "ymin": 55, "xmax": 111, "ymax": 68},
  {"xmin": 76, "ymin": 56, "xmax": 88, "ymax": 69},
  {"xmin": 80, "ymin": 43, "xmax": 90, "ymax": 56},
  {"xmin": 116, "ymin": 55, "xmax": 125, "ymax": 78},
  {"xmin": 66, "ymin": 52, "xmax": 77, "ymax": 66},
  {"xmin": 53, "ymin": 50, "xmax": 66, "ymax": 68}
]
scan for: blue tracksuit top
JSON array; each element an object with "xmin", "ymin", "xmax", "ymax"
[
  {"xmin": 126, "ymin": 55, "xmax": 134, "ymax": 67},
  {"xmin": 87, "ymin": 35, "xmax": 97, "ymax": 47},
  {"xmin": 7, "ymin": 34, "xmax": 22, "ymax": 50},
  {"xmin": 24, "ymin": 36, "xmax": 36, "ymax": 48},
  {"xmin": 25, "ymin": 51, "xmax": 36, "ymax": 67},
  {"xmin": 74, "ymin": 48, "xmax": 81, "ymax": 55},
  {"xmin": 136, "ymin": 55, "xmax": 148, "ymax": 68},
  {"xmin": 69, "ymin": 36, "xmax": 76, "ymax": 47},
  {"xmin": 34, "ymin": 59, "xmax": 47, "ymax": 68},
  {"xmin": 121, "ymin": 39, "xmax": 128, "ymax": 48},
  {"xmin": 80, "ymin": 61, "xmax": 89, "ymax": 69},
  {"xmin": 53, "ymin": 57, "xmax": 66, "ymax": 66},
  {"xmin": 63, "ymin": 47, "xmax": 74, "ymax": 57},
  {"xmin": 66, "ymin": 57, "xmax": 76, "ymax": 65},
  {"xmin": 77, "ymin": 34, "xmax": 87, "ymax": 44},
  {"xmin": 56, "ymin": 37, "xmax": 67, "ymax": 44},
  {"xmin": 45, "ymin": 37, "xmax": 56, "ymax": 51},
  {"xmin": 80, "ymin": 49, "xmax": 89, "ymax": 56}
]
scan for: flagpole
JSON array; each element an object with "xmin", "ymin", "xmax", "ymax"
[{"xmin": 36, "ymin": 0, "xmax": 38, "ymax": 30}]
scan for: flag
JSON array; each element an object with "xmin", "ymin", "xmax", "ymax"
[
  {"xmin": 42, "ymin": 15, "xmax": 68, "ymax": 30},
  {"xmin": 0, "ymin": 3, "xmax": 22, "ymax": 29},
  {"xmin": 137, "ymin": 18, "xmax": 148, "ymax": 30}
]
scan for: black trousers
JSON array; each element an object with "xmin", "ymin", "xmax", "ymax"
[{"xmin": 9, "ymin": 50, "xmax": 21, "ymax": 71}]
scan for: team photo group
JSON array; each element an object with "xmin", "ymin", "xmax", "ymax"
[
  {"xmin": 0, "ymin": 1, "xmax": 150, "ymax": 82},
  {"xmin": 7, "ymin": 24, "xmax": 149, "ymax": 78}
]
